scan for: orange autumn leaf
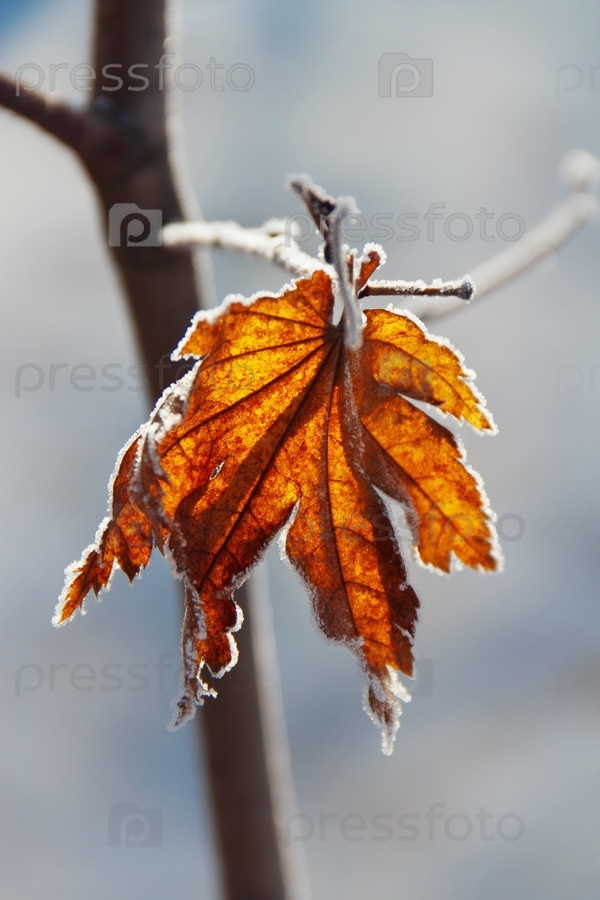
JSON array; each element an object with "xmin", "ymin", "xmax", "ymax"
[
  {"xmin": 55, "ymin": 256, "xmax": 499, "ymax": 753},
  {"xmin": 58, "ymin": 434, "xmax": 153, "ymax": 622},
  {"xmin": 355, "ymin": 309, "xmax": 497, "ymax": 572}
]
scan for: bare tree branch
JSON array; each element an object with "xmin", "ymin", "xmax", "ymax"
[
  {"xmin": 0, "ymin": 73, "xmax": 96, "ymax": 151},
  {"xmin": 163, "ymin": 218, "xmax": 324, "ymax": 278},
  {"xmin": 201, "ymin": 585, "xmax": 293, "ymax": 900},
  {"xmin": 404, "ymin": 150, "xmax": 600, "ymax": 321},
  {"xmin": 90, "ymin": 4, "xmax": 299, "ymax": 897},
  {"xmin": 203, "ymin": 567, "xmax": 310, "ymax": 900},
  {"xmin": 2, "ymin": 2, "xmax": 302, "ymax": 897}
]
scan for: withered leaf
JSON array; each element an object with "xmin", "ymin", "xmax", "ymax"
[{"xmin": 55, "ymin": 263, "xmax": 499, "ymax": 753}]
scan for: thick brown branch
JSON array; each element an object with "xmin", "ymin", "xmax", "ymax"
[
  {"xmin": 3, "ymin": 1, "xmax": 299, "ymax": 895},
  {"xmin": 84, "ymin": 0, "xmax": 201, "ymax": 399},
  {"xmin": 87, "ymin": 3, "xmax": 297, "ymax": 898},
  {"xmin": 202, "ymin": 590, "xmax": 291, "ymax": 900},
  {"xmin": 93, "ymin": 0, "xmax": 168, "ymax": 138},
  {"xmin": 0, "ymin": 74, "xmax": 91, "ymax": 150}
]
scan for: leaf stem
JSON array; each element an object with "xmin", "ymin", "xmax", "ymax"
[
  {"xmin": 359, "ymin": 276, "xmax": 474, "ymax": 301},
  {"xmin": 327, "ymin": 197, "xmax": 364, "ymax": 348}
]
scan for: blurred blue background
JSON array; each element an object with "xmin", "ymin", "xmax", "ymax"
[{"xmin": 1, "ymin": 1, "xmax": 599, "ymax": 898}]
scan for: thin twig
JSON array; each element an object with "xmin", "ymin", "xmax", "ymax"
[
  {"xmin": 287, "ymin": 176, "xmax": 336, "ymax": 262},
  {"xmin": 163, "ymin": 219, "xmax": 324, "ymax": 278},
  {"xmin": 163, "ymin": 219, "xmax": 476, "ymax": 309},
  {"xmin": 404, "ymin": 150, "xmax": 600, "ymax": 320},
  {"xmin": 359, "ymin": 276, "xmax": 474, "ymax": 301},
  {"xmin": 164, "ymin": 150, "xmax": 599, "ymax": 327}
]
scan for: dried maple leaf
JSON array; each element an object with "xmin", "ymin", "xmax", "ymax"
[{"xmin": 55, "ymin": 187, "xmax": 500, "ymax": 754}]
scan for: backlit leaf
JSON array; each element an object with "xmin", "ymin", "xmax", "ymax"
[{"xmin": 56, "ymin": 259, "xmax": 499, "ymax": 753}]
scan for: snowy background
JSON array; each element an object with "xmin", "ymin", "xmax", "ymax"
[{"xmin": 1, "ymin": 1, "xmax": 599, "ymax": 898}]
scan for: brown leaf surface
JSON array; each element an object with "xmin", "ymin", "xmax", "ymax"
[
  {"xmin": 56, "ymin": 435, "xmax": 153, "ymax": 623},
  {"xmin": 361, "ymin": 308, "xmax": 494, "ymax": 429},
  {"xmin": 355, "ymin": 308, "xmax": 498, "ymax": 573},
  {"xmin": 56, "ymin": 268, "xmax": 498, "ymax": 752}
]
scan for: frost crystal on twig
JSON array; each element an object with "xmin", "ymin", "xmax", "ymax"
[
  {"xmin": 163, "ymin": 149, "xmax": 599, "ymax": 326},
  {"xmin": 360, "ymin": 276, "xmax": 474, "ymax": 302},
  {"xmin": 162, "ymin": 218, "xmax": 324, "ymax": 279}
]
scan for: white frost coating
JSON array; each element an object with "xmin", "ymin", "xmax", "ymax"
[
  {"xmin": 169, "ymin": 582, "xmax": 218, "ymax": 731},
  {"xmin": 166, "ymin": 153, "xmax": 596, "ymax": 325},
  {"xmin": 363, "ymin": 667, "xmax": 412, "ymax": 756},
  {"xmin": 55, "ymin": 358, "xmax": 205, "ymax": 632},
  {"xmin": 168, "ymin": 539, "xmax": 280, "ymax": 730},
  {"xmin": 162, "ymin": 540, "xmax": 187, "ymax": 585},
  {"xmin": 53, "ymin": 535, "xmax": 100, "ymax": 626},
  {"xmin": 167, "ymin": 589, "xmax": 244, "ymax": 731},
  {"xmin": 359, "ymin": 241, "xmax": 387, "ymax": 268},
  {"xmin": 277, "ymin": 501, "xmax": 300, "ymax": 564},
  {"xmin": 162, "ymin": 218, "xmax": 323, "ymax": 279},
  {"xmin": 133, "ymin": 362, "xmax": 201, "ymax": 522},
  {"xmin": 390, "ymin": 668, "xmax": 412, "ymax": 704},
  {"xmin": 355, "ymin": 242, "xmax": 387, "ymax": 283},
  {"xmin": 168, "ymin": 594, "xmax": 215, "ymax": 732},
  {"xmin": 364, "ymin": 276, "xmax": 474, "ymax": 302},
  {"xmin": 146, "ymin": 420, "xmax": 166, "ymax": 475},
  {"xmin": 148, "ymin": 361, "xmax": 200, "ymax": 442},
  {"xmin": 52, "ymin": 425, "xmax": 149, "ymax": 627}
]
